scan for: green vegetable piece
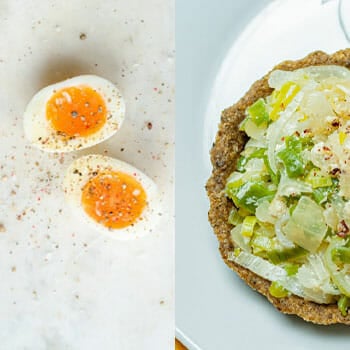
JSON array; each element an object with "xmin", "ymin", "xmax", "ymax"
[
  {"xmin": 324, "ymin": 237, "xmax": 350, "ymax": 297},
  {"xmin": 332, "ymin": 247, "xmax": 350, "ymax": 264},
  {"xmin": 312, "ymin": 186, "xmax": 333, "ymax": 204},
  {"xmin": 338, "ymin": 295, "xmax": 350, "ymax": 316},
  {"xmin": 233, "ymin": 181, "xmax": 276, "ymax": 214},
  {"xmin": 247, "ymin": 98, "xmax": 269, "ymax": 126},
  {"xmin": 284, "ymin": 263, "xmax": 299, "ymax": 276},
  {"xmin": 251, "ymin": 235, "xmax": 272, "ymax": 251},
  {"xmin": 289, "ymin": 203, "xmax": 298, "ymax": 215},
  {"xmin": 249, "ymin": 148, "xmax": 266, "ymax": 159},
  {"xmin": 225, "ymin": 173, "xmax": 244, "ymax": 198},
  {"xmin": 277, "ymin": 148, "xmax": 304, "ymax": 178},
  {"xmin": 269, "ymin": 281, "xmax": 289, "ymax": 298},
  {"xmin": 236, "ymin": 148, "xmax": 266, "ymax": 172},
  {"xmin": 305, "ymin": 168, "xmax": 332, "ymax": 188},
  {"xmin": 267, "ymin": 246, "xmax": 308, "ymax": 264},
  {"xmin": 263, "ymin": 154, "xmax": 280, "ymax": 185},
  {"xmin": 228, "ymin": 207, "xmax": 243, "ymax": 226},
  {"xmin": 239, "ymin": 117, "xmax": 249, "ymax": 131},
  {"xmin": 236, "ymin": 156, "xmax": 247, "ymax": 172},
  {"xmin": 241, "ymin": 216, "xmax": 257, "ymax": 237},
  {"xmin": 277, "ymin": 135, "xmax": 312, "ymax": 178},
  {"xmin": 233, "ymin": 247, "xmax": 242, "ymax": 257}
]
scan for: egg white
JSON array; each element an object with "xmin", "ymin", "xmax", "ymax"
[
  {"xmin": 63, "ymin": 154, "xmax": 159, "ymax": 239},
  {"xmin": 23, "ymin": 75, "xmax": 125, "ymax": 152}
]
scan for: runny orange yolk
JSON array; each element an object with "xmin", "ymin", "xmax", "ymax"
[
  {"xmin": 81, "ymin": 170, "xmax": 147, "ymax": 229},
  {"xmin": 46, "ymin": 86, "xmax": 107, "ymax": 137}
]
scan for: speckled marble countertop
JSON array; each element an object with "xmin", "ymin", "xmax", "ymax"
[{"xmin": 0, "ymin": 1, "xmax": 174, "ymax": 349}]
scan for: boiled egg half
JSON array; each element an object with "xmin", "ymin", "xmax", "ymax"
[
  {"xmin": 63, "ymin": 154, "xmax": 158, "ymax": 239},
  {"xmin": 24, "ymin": 75, "xmax": 125, "ymax": 152}
]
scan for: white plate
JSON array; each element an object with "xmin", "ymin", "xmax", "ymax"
[
  {"xmin": 0, "ymin": 1, "xmax": 174, "ymax": 349},
  {"xmin": 176, "ymin": 0, "xmax": 350, "ymax": 349}
]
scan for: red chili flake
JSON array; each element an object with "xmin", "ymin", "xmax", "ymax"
[
  {"xmin": 323, "ymin": 146, "xmax": 331, "ymax": 151},
  {"xmin": 337, "ymin": 220, "xmax": 349, "ymax": 237},
  {"xmin": 330, "ymin": 168, "xmax": 341, "ymax": 176},
  {"xmin": 303, "ymin": 129, "xmax": 311, "ymax": 134},
  {"xmin": 153, "ymin": 87, "xmax": 158, "ymax": 92},
  {"xmin": 332, "ymin": 121, "xmax": 340, "ymax": 127}
]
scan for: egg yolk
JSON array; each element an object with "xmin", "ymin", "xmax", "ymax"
[
  {"xmin": 81, "ymin": 170, "xmax": 147, "ymax": 229},
  {"xmin": 46, "ymin": 86, "xmax": 107, "ymax": 137}
]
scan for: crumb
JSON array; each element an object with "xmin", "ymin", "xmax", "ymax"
[
  {"xmin": 0, "ymin": 223, "xmax": 6, "ymax": 232},
  {"xmin": 147, "ymin": 122, "xmax": 153, "ymax": 130},
  {"xmin": 80, "ymin": 33, "xmax": 87, "ymax": 40},
  {"xmin": 11, "ymin": 266, "xmax": 16, "ymax": 272},
  {"xmin": 160, "ymin": 300, "xmax": 164, "ymax": 305}
]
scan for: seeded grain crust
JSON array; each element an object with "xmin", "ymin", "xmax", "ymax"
[{"xmin": 206, "ymin": 49, "xmax": 350, "ymax": 325}]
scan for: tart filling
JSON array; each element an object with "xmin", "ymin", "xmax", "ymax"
[{"xmin": 225, "ymin": 65, "xmax": 350, "ymax": 315}]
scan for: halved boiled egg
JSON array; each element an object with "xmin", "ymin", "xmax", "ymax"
[
  {"xmin": 23, "ymin": 75, "xmax": 125, "ymax": 152},
  {"xmin": 63, "ymin": 154, "xmax": 158, "ymax": 239}
]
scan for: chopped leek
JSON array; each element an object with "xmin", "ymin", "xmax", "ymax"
[
  {"xmin": 230, "ymin": 224, "xmax": 250, "ymax": 252},
  {"xmin": 242, "ymin": 119, "xmax": 267, "ymax": 140},
  {"xmin": 241, "ymin": 216, "xmax": 257, "ymax": 237},
  {"xmin": 325, "ymin": 237, "xmax": 350, "ymax": 297},
  {"xmin": 277, "ymin": 135, "xmax": 312, "ymax": 178},
  {"xmin": 312, "ymin": 186, "xmax": 333, "ymax": 204},
  {"xmin": 268, "ymin": 246, "xmax": 308, "ymax": 264},
  {"xmin": 236, "ymin": 148, "xmax": 266, "ymax": 172},
  {"xmin": 284, "ymin": 263, "xmax": 299, "ymax": 276},
  {"xmin": 269, "ymin": 281, "xmax": 289, "ymax": 298},
  {"xmin": 228, "ymin": 207, "xmax": 243, "ymax": 226},
  {"xmin": 247, "ymin": 98, "xmax": 269, "ymax": 126},
  {"xmin": 338, "ymin": 295, "xmax": 350, "ymax": 316},
  {"xmin": 339, "ymin": 131, "xmax": 347, "ymax": 145},
  {"xmin": 270, "ymin": 82, "xmax": 300, "ymax": 121},
  {"xmin": 231, "ymin": 181, "xmax": 276, "ymax": 214},
  {"xmin": 305, "ymin": 168, "xmax": 332, "ymax": 188},
  {"xmin": 331, "ymin": 246, "xmax": 350, "ymax": 264},
  {"xmin": 250, "ymin": 234, "xmax": 273, "ymax": 254},
  {"xmin": 225, "ymin": 172, "xmax": 244, "ymax": 194}
]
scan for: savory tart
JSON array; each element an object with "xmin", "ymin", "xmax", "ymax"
[{"xmin": 206, "ymin": 49, "xmax": 350, "ymax": 325}]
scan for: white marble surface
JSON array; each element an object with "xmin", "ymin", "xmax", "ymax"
[{"xmin": 0, "ymin": 1, "xmax": 174, "ymax": 349}]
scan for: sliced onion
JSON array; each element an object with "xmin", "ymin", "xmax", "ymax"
[
  {"xmin": 297, "ymin": 254, "xmax": 340, "ymax": 295},
  {"xmin": 228, "ymin": 251, "xmax": 337, "ymax": 304},
  {"xmin": 230, "ymin": 224, "xmax": 250, "ymax": 252},
  {"xmin": 277, "ymin": 171, "xmax": 312, "ymax": 197},
  {"xmin": 228, "ymin": 250, "xmax": 287, "ymax": 281},
  {"xmin": 269, "ymin": 66, "xmax": 350, "ymax": 90},
  {"xmin": 275, "ymin": 213, "xmax": 295, "ymax": 248},
  {"xmin": 255, "ymin": 201, "xmax": 276, "ymax": 224}
]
